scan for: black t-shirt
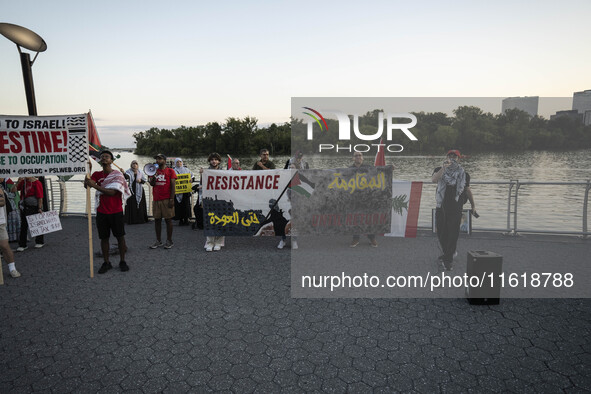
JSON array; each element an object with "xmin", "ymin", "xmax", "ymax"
[{"xmin": 433, "ymin": 167, "xmax": 470, "ymax": 208}]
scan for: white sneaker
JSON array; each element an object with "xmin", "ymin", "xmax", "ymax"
[
  {"xmin": 453, "ymin": 251, "xmax": 458, "ymax": 258},
  {"xmin": 10, "ymin": 270, "xmax": 21, "ymax": 278},
  {"xmin": 213, "ymin": 245, "xmax": 221, "ymax": 251},
  {"xmin": 16, "ymin": 246, "xmax": 28, "ymax": 252},
  {"xmin": 35, "ymin": 243, "xmax": 45, "ymax": 249},
  {"xmin": 291, "ymin": 240, "xmax": 298, "ymax": 250},
  {"xmin": 277, "ymin": 240, "xmax": 285, "ymax": 249},
  {"xmin": 205, "ymin": 246, "xmax": 213, "ymax": 252}
]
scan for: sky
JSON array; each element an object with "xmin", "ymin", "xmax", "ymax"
[{"xmin": 1, "ymin": 0, "xmax": 590, "ymax": 147}]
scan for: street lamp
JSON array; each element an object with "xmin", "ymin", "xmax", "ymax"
[
  {"xmin": 0, "ymin": 22, "xmax": 47, "ymax": 116},
  {"xmin": 1, "ymin": 22, "xmax": 49, "ymax": 211}
]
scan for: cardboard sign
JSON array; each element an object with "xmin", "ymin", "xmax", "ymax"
[
  {"xmin": 175, "ymin": 173, "xmax": 192, "ymax": 194},
  {"xmin": 26, "ymin": 210, "xmax": 62, "ymax": 237}
]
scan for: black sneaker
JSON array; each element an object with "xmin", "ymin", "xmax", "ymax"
[
  {"xmin": 119, "ymin": 261, "xmax": 129, "ymax": 272},
  {"xmin": 98, "ymin": 262, "xmax": 112, "ymax": 274}
]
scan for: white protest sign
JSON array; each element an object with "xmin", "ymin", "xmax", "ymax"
[{"xmin": 26, "ymin": 210, "xmax": 62, "ymax": 237}]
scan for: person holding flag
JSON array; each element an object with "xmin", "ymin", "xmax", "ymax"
[{"xmin": 84, "ymin": 150, "xmax": 132, "ymax": 274}]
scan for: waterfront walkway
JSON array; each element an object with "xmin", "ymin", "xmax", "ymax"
[{"xmin": 0, "ymin": 217, "xmax": 590, "ymax": 392}]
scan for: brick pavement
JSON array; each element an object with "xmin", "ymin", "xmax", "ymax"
[{"xmin": 0, "ymin": 217, "xmax": 590, "ymax": 392}]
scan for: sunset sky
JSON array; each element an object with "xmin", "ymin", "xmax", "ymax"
[{"xmin": 2, "ymin": 0, "xmax": 590, "ymax": 147}]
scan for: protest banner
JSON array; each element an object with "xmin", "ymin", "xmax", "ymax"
[
  {"xmin": 25, "ymin": 210, "xmax": 62, "ymax": 237},
  {"xmin": 175, "ymin": 173, "xmax": 192, "ymax": 194},
  {"xmin": 202, "ymin": 169, "xmax": 293, "ymax": 236},
  {"xmin": 385, "ymin": 181, "xmax": 423, "ymax": 238},
  {"xmin": 290, "ymin": 167, "xmax": 393, "ymax": 235},
  {"xmin": 0, "ymin": 114, "xmax": 89, "ymax": 176}
]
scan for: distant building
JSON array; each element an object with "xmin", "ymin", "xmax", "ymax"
[
  {"xmin": 572, "ymin": 90, "xmax": 591, "ymax": 123},
  {"xmin": 502, "ymin": 96, "xmax": 539, "ymax": 117},
  {"xmin": 550, "ymin": 110, "xmax": 584, "ymax": 122},
  {"xmin": 584, "ymin": 110, "xmax": 591, "ymax": 126}
]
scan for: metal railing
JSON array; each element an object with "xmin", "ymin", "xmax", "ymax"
[
  {"xmin": 48, "ymin": 178, "xmax": 591, "ymax": 238},
  {"xmin": 415, "ymin": 180, "xmax": 590, "ymax": 238}
]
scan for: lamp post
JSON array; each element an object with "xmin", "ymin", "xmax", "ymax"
[
  {"xmin": 0, "ymin": 22, "xmax": 47, "ymax": 115},
  {"xmin": 1, "ymin": 22, "xmax": 49, "ymax": 210}
]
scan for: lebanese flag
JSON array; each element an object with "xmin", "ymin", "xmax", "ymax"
[
  {"xmin": 374, "ymin": 137, "xmax": 386, "ymax": 166},
  {"xmin": 385, "ymin": 181, "xmax": 422, "ymax": 238}
]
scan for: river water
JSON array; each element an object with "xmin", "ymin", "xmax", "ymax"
[{"xmin": 57, "ymin": 149, "xmax": 591, "ymax": 234}]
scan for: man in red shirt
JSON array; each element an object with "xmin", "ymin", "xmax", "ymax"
[
  {"xmin": 84, "ymin": 151, "xmax": 131, "ymax": 274},
  {"xmin": 16, "ymin": 177, "xmax": 45, "ymax": 251},
  {"xmin": 149, "ymin": 153, "xmax": 177, "ymax": 249}
]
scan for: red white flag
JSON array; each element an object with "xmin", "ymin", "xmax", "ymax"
[
  {"xmin": 386, "ymin": 181, "xmax": 423, "ymax": 238},
  {"xmin": 374, "ymin": 137, "xmax": 386, "ymax": 166}
]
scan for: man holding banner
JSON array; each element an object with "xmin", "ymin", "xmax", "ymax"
[{"xmin": 84, "ymin": 150, "xmax": 131, "ymax": 274}]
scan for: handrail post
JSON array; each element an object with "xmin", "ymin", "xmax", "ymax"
[
  {"xmin": 58, "ymin": 181, "xmax": 66, "ymax": 217},
  {"xmin": 513, "ymin": 180, "xmax": 520, "ymax": 236},
  {"xmin": 583, "ymin": 179, "xmax": 590, "ymax": 239},
  {"xmin": 506, "ymin": 181, "xmax": 514, "ymax": 234}
]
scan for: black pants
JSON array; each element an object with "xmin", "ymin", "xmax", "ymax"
[
  {"xmin": 19, "ymin": 206, "xmax": 44, "ymax": 247},
  {"xmin": 436, "ymin": 206, "xmax": 461, "ymax": 264}
]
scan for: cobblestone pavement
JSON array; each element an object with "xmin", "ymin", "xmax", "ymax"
[{"xmin": 0, "ymin": 217, "xmax": 590, "ymax": 392}]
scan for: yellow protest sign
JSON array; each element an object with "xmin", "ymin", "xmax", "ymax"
[{"xmin": 175, "ymin": 173, "xmax": 192, "ymax": 194}]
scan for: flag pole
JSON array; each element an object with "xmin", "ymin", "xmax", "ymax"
[
  {"xmin": 0, "ymin": 253, "xmax": 4, "ymax": 285},
  {"xmin": 262, "ymin": 170, "xmax": 297, "ymax": 222},
  {"xmin": 87, "ymin": 158, "xmax": 94, "ymax": 278}
]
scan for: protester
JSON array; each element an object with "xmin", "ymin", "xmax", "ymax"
[
  {"xmin": 15, "ymin": 177, "xmax": 45, "ymax": 252},
  {"xmin": 123, "ymin": 160, "xmax": 149, "ymax": 224},
  {"xmin": 253, "ymin": 149, "xmax": 276, "ymax": 170},
  {"xmin": 149, "ymin": 153, "xmax": 177, "ymax": 249},
  {"xmin": 200, "ymin": 153, "xmax": 225, "ymax": 251},
  {"xmin": 229, "ymin": 158, "xmax": 242, "ymax": 170},
  {"xmin": 0, "ymin": 187, "xmax": 20, "ymax": 278},
  {"xmin": 349, "ymin": 152, "xmax": 378, "ymax": 248},
  {"xmin": 173, "ymin": 158, "xmax": 193, "ymax": 226},
  {"xmin": 84, "ymin": 150, "xmax": 132, "ymax": 273},
  {"xmin": 284, "ymin": 150, "xmax": 309, "ymax": 170},
  {"xmin": 0, "ymin": 178, "xmax": 20, "ymax": 242},
  {"xmin": 284, "ymin": 151, "xmax": 309, "ymax": 249},
  {"xmin": 432, "ymin": 149, "xmax": 477, "ymax": 270}
]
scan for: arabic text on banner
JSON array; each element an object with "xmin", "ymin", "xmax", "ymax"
[
  {"xmin": 291, "ymin": 167, "xmax": 393, "ymax": 235},
  {"xmin": 202, "ymin": 169, "xmax": 293, "ymax": 236}
]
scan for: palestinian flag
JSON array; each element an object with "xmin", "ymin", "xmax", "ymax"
[
  {"xmin": 289, "ymin": 172, "xmax": 315, "ymax": 198},
  {"xmin": 88, "ymin": 111, "xmax": 104, "ymax": 161}
]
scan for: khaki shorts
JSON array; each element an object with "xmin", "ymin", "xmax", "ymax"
[
  {"xmin": 0, "ymin": 223, "xmax": 8, "ymax": 241},
  {"xmin": 153, "ymin": 199, "xmax": 175, "ymax": 219}
]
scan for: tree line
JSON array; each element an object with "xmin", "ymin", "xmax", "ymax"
[
  {"xmin": 133, "ymin": 107, "xmax": 591, "ymax": 156},
  {"xmin": 133, "ymin": 117, "xmax": 290, "ymax": 157}
]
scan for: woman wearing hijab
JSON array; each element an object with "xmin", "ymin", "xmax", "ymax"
[
  {"xmin": 123, "ymin": 160, "xmax": 148, "ymax": 224},
  {"xmin": 173, "ymin": 158, "xmax": 193, "ymax": 226}
]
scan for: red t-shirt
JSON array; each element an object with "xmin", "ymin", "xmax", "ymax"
[
  {"xmin": 152, "ymin": 167, "xmax": 177, "ymax": 201},
  {"xmin": 91, "ymin": 171, "xmax": 123, "ymax": 214},
  {"xmin": 18, "ymin": 179, "xmax": 43, "ymax": 199}
]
